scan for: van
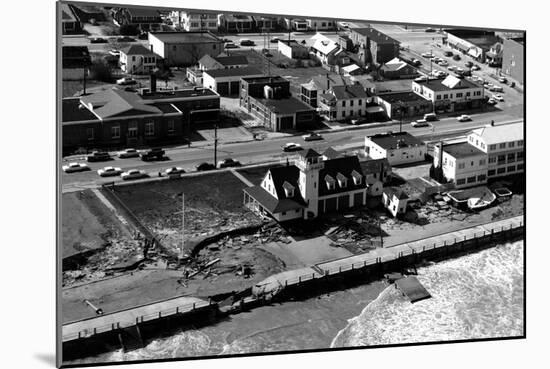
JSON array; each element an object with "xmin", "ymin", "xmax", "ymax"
[{"xmin": 424, "ymin": 113, "xmax": 437, "ymax": 121}]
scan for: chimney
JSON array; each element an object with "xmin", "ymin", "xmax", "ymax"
[
  {"xmin": 491, "ymin": 120, "xmax": 495, "ymax": 126},
  {"xmin": 437, "ymin": 141, "xmax": 444, "ymax": 168},
  {"xmin": 150, "ymin": 74, "xmax": 157, "ymax": 93}
]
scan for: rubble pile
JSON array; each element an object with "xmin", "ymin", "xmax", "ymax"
[{"xmin": 326, "ymin": 218, "xmax": 382, "ymax": 254}]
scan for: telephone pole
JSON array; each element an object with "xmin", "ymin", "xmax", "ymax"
[
  {"xmin": 214, "ymin": 124, "xmax": 218, "ymax": 168},
  {"xmin": 181, "ymin": 192, "xmax": 185, "ymax": 259}
]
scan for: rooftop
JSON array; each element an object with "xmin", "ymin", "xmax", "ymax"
[
  {"xmin": 214, "ymin": 55, "xmax": 248, "ymax": 66},
  {"xmin": 442, "ymin": 142, "xmax": 486, "ymax": 159},
  {"xmin": 350, "ymin": 27, "xmax": 400, "ymax": 45},
  {"xmin": 62, "ymin": 98, "xmax": 100, "ymax": 123},
  {"xmin": 204, "ymin": 66, "xmax": 263, "ymax": 78},
  {"xmin": 60, "ymin": 3, "xmax": 78, "ymax": 22},
  {"xmin": 377, "ymin": 91, "xmax": 430, "ymax": 104},
  {"xmin": 331, "ymin": 85, "xmax": 368, "ymax": 100},
  {"xmin": 140, "ymin": 87, "xmax": 218, "ymax": 99},
  {"xmin": 222, "ymin": 14, "xmax": 254, "ymax": 21},
  {"xmin": 311, "ymin": 33, "xmax": 340, "ymax": 55},
  {"xmin": 470, "ymin": 122, "xmax": 524, "ymax": 144},
  {"xmin": 368, "ymin": 131, "xmax": 425, "ymax": 150},
  {"xmin": 120, "ymin": 44, "xmax": 157, "ymax": 56},
  {"xmin": 253, "ymin": 96, "xmax": 313, "ymax": 115},
  {"xmin": 149, "ymin": 31, "xmax": 222, "ymax": 44},
  {"xmin": 242, "ymin": 76, "xmax": 288, "ymax": 84},
  {"xmin": 303, "ymin": 74, "xmax": 347, "ymax": 91},
  {"xmin": 384, "ymin": 186, "xmax": 409, "ymax": 200},
  {"xmin": 414, "ymin": 76, "xmax": 480, "ymax": 91},
  {"xmin": 126, "ymin": 8, "xmax": 161, "ymax": 18},
  {"xmin": 318, "ymin": 156, "xmax": 367, "ymax": 196}
]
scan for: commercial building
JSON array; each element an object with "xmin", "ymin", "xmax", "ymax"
[
  {"xmin": 364, "ymin": 131, "xmax": 427, "ymax": 166},
  {"xmin": 202, "ymin": 67, "xmax": 264, "ymax": 96},
  {"xmin": 467, "ymin": 122, "xmax": 524, "ymax": 179},
  {"xmin": 219, "ymin": 14, "xmax": 254, "ymax": 32},
  {"xmin": 300, "ymin": 74, "xmax": 346, "ymax": 107},
  {"xmin": 278, "ymin": 40, "xmax": 309, "ymax": 60},
  {"xmin": 443, "ymin": 29, "xmax": 500, "ymax": 63},
  {"xmin": 375, "ymin": 91, "xmax": 433, "ymax": 120},
  {"xmin": 349, "ymin": 27, "xmax": 400, "ymax": 65},
  {"xmin": 282, "ymin": 18, "xmax": 308, "ymax": 31},
  {"xmin": 240, "ymin": 76, "xmax": 316, "ymax": 131},
  {"xmin": 243, "ymin": 149, "xmax": 369, "ymax": 220},
  {"xmin": 62, "ymin": 83, "xmax": 219, "ymax": 153},
  {"xmin": 318, "ymin": 85, "xmax": 369, "ymax": 121},
  {"xmin": 412, "ymin": 75, "xmax": 485, "ymax": 112},
  {"xmin": 119, "ymin": 44, "xmax": 158, "ymax": 74},
  {"xmin": 148, "ymin": 32, "xmax": 224, "ymax": 67},
  {"xmin": 433, "ymin": 142, "xmax": 488, "ymax": 188},
  {"xmin": 502, "ymin": 37, "xmax": 525, "ymax": 85}
]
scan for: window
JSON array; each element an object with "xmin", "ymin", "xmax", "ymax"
[
  {"xmin": 499, "ymin": 143, "xmax": 506, "ymax": 149},
  {"xmin": 145, "ymin": 122, "xmax": 154, "ymax": 136},
  {"xmin": 456, "ymin": 93, "xmax": 463, "ymax": 98},
  {"xmin": 111, "ymin": 126, "xmax": 120, "ymax": 139},
  {"xmin": 471, "ymin": 161, "xmax": 474, "ymax": 166},
  {"xmin": 478, "ymin": 174, "xmax": 486, "ymax": 182},
  {"xmin": 86, "ymin": 128, "xmax": 94, "ymax": 140},
  {"xmin": 458, "ymin": 163, "xmax": 465, "ymax": 169},
  {"xmin": 456, "ymin": 178, "xmax": 466, "ymax": 185},
  {"xmin": 479, "ymin": 159, "xmax": 486, "ymax": 166},
  {"xmin": 213, "ymin": 44, "xmax": 216, "ymax": 50},
  {"xmin": 509, "ymin": 141, "xmax": 515, "ymax": 148},
  {"xmin": 172, "ymin": 45, "xmax": 177, "ymax": 51},
  {"xmin": 358, "ymin": 99, "xmax": 362, "ymax": 105},
  {"xmin": 517, "ymin": 152, "xmax": 524, "ymax": 160},
  {"xmin": 282, "ymin": 211, "xmax": 287, "ymax": 216},
  {"xmin": 466, "ymin": 92, "xmax": 471, "ymax": 97},
  {"xmin": 481, "ymin": 143, "xmax": 485, "ymax": 150},
  {"xmin": 443, "ymin": 94, "xmax": 448, "ymax": 99},
  {"xmin": 518, "ymin": 140, "xmax": 524, "ymax": 146},
  {"xmin": 517, "ymin": 163, "xmax": 524, "ymax": 170},
  {"xmin": 497, "ymin": 155, "xmax": 506, "ymax": 164},
  {"xmin": 167, "ymin": 120, "xmax": 175, "ymax": 134},
  {"xmin": 497, "ymin": 167, "xmax": 506, "ymax": 174},
  {"xmin": 350, "ymin": 100, "xmax": 354, "ymax": 107},
  {"xmin": 488, "ymin": 170, "xmax": 496, "ymax": 176},
  {"xmin": 467, "ymin": 176, "xmax": 476, "ymax": 183},
  {"xmin": 437, "ymin": 95, "xmax": 441, "ymax": 100},
  {"xmin": 507, "ymin": 153, "xmax": 515, "ymax": 162},
  {"xmin": 489, "ymin": 144, "xmax": 496, "ymax": 151},
  {"xmin": 342, "ymin": 111, "xmax": 346, "ymax": 118},
  {"xmin": 342, "ymin": 101, "xmax": 346, "ymax": 107},
  {"xmin": 507, "ymin": 165, "xmax": 516, "ymax": 172},
  {"xmin": 132, "ymin": 56, "xmax": 136, "ymax": 62}
]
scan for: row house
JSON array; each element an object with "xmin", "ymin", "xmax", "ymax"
[
  {"xmin": 243, "ymin": 148, "xmax": 369, "ymax": 221},
  {"xmin": 318, "ymin": 85, "xmax": 369, "ymax": 121},
  {"xmin": 62, "ymin": 84, "xmax": 220, "ymax": 154},
  {"xmin": 412, "ymin": 75, "xmax": 485, "ymax": 112}
]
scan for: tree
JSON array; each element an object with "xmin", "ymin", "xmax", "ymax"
[
  {"xmin": 119, "ymin": 24, "xmax": 139, "ymax": 36},
  {"xmin": 89, "ymin": 60, "xmax": 113, "ymax": 82}
]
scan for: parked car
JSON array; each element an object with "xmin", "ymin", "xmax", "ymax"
[
  {"xmin": 165, "ymin": 167, "xmax": 186, "ymax": 176},
  {"xmin": 303, "ymin": 132, "xmax": 324, "ymax": 140},
  {"xmin": 414, "ymin": 75, "xmax": 428, "ymax": 82},
  {"xmin": 117, "ymin": 36, "xmax": 135, "ymax": 42},
  {"xmin": 465, "ymin": 61, "xmax": 473, "ymax": 68},
  {"xmin": 447, "ymin": 65, "xmax": 457, "ymax": 71},
  {"xmin": 282, "ymin": 143, "xmax": 303, "ymax": 152},
  {"xmin": 489, "ymin": 85, "xmax": 504, "ymax": 92},
  {"xmin": 86, "ymin": 151, "xmax": 111, "ymax": 162},
  {"xmin": 411, "ymin": 58, "xmax": 421, "ymax": 66},
  {"xmin": 498, "ymin": 77, "xmax": 508, "ymax": 84},
  {"xmin": 270, "ymin": 37, "xmax": 280, "ymax": 43},
  {"xmin": 421, "ymin": 52, "xmax": 434, "ymax": 58},
  {"xmin": 90, "ymin": 37, "xmax": 108, "ymax": 43},
  {"xmin": 224, "ymin": 42, "xmax": 239, "ymax": 49},
  {"xmin": 97, "ymin": 166, "xmax": 122, "ymax": 177},
  {"xmin": 424, "ymin": 113, "xmax": 437, "ymax": 121},
  {"xmin": 121, "ymin": 169, "xmax": 148, "ymax": 180},
  {"xmin": 510, "ymin": 82, "xmax": 516, "ymax": 88},
  {"xmin": 117, "ymin": 148, "xmax": 140, "ymax": 158},
  {"xmin": 471, "ymin": 64, "xmax": 481, "ymax": 71},
  {"xmin": 195, "ymin": 162, "xmax": 215, "ymax": 171},
  {"xmin": 62, "ymin": 162, "xmax": 90, "ymax": 173},
  {"xmin": 457, "ymin": 114, "xmax": 472, "ymax": 122},
  {"xmin": 239, "ymin": 39, "xmax": 255, "ymax": 46},
  {"xmin": 140, "ymin": 148, "xmax": 165, "ymax": 161},
  {"xmin": 425, "ymin": 27, "xmax": 436, "ymax": 32},
  {"xmin": 453, "ymin": 73, "xmax": 465, "ymax": 79},
  {"xmin": 138, "ymin": 33, "xmax": 148, "ymax": 40},
  {"xmin": 443, "ymin": 51, "xmax": 453, "ymax": 57},
  {"xmin": 218, "ymin": 158, "xmax": 241, "ymax": 168},
  {"xmin": 453, "ymin": 54, "xmax": 461, "ymax": 61},
  {"xmin": 116, "ymin": 77, "xmax": 137, "ymax": 85},
  {"xmin": 487, "ymin": 98, "xmax": 497, "ymax": 105},
  {"xmin": 411, "ymin": 120, "xmax": 429, "ymax": 128},
  {"xmin": 439, "ymin": 60, "xmax": 449, "ymax": 66},
  {"xmin": 492, "ymin": 94, "xmax": 504, "ymax": 102}
]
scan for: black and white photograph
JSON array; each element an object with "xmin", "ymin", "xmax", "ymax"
[{"xmin": 3, "ymin": 0, "xmax": 542, "ymax": 367}]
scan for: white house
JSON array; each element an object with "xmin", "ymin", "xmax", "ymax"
[
  {"xmin": 310, "ymin": 33, "xmax": 346, "ymax": 65},
  {"xmin": 412, "ymin": 75, "xmax": 485, "ymax": 112},
  {"xmin": 177, "ymin": 12, "xmax": 219, "ymax": 32},
  {"xmin": 467, "ymin": 122, "xmax": 524, "ymax": 179},
  {"xmin": 433, "ymin": 142, "xmax": 488, "ymax": 188},
  {"xmin": 243, "ymin": 148, "xmax": 369, "ymax": 221},
  {"xmin": 364, "ymin": 131, "xmax": 427, "ymax": 166},
  {"xmin": 119, "ymin": 44, "xmax": 158, "ymax": 74},
  {"xmin": 318, "ymin": 85, "xmax": 369, "ymax": 121},
  {"xmin": 382, "ymin": 187, "xmax": 409, "ymax": 217}
]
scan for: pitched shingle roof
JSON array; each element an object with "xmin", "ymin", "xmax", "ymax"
[
  {"xmin": 120, "ymin": 44, "xmax": 157, "ymax": 56},
  {"xmin": 331, "ymin": 85, "xmax": 368, "ymax": 100},
  {"xmin": 318, "ymin": 156, "xmax": 367, "ymax": 196},
  {"xmin": 80, "ymin": 89, "xmax": 161, "ymax": 119},
  {"xmin": 384, "ymin": 187, "xmax": 409, "ymax": 200},
  {"xmin": 470, "ymin": 122, "xmax": 524, "ymax": 145}
]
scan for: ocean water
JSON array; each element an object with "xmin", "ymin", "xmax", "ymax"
[
  {"xmin": 331, "ymin": 240, "xmax": 524, "ymax": 347},
  {"xmin": 65, "ymin": 241, "xmax": 524, "ymax": 365}
]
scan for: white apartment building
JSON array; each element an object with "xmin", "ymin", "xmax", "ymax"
[
  {"xmin": 467, "ymin": 122, "xmax": 524, "ymax": 178},
  {"xmin": 412, "ymin": 75, "xmax": 485, "ymax": 112},
  {"xmin": 433, "ymin": 142, "xmax": 488, "ymax": 188},
  {"xmin": 364, "ymin": 131, "xmax": 427, "ymax": 166},
  {"xmin": 318, "ymin": 85, "xmax": 368, "ymax": 121}
]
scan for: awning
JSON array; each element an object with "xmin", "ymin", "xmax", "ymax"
[{"xmin": 366, "ymin": 106, "xmax": 385, "ymax": 114}]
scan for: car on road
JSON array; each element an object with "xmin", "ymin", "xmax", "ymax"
[
  {"xmin": 454, "ymin": 72, "xmax": 465, "ymax": 79},
  {"xmin": 489, "ymin": 85, "xmax": 504, "ymax": 92},
  {"xmin": 471, "ymin": 64, "xmax": 481, "ymax": 71},
  {"xmin": 239, "ymin": 39, "xmax": 255, "ymax": 46},
  {"xmin": 97, "ymin": 166, "xmax": 123, "ymax": 177},
  {"xmin": 140, "ymin": 148, "xmax": 166, "ymax": 161},
  {"xmin": 411, "ymin": 120, "xmax": 429, "ymax": 128},
  {"xmin": 338, "ymin": 22, "xmax": 350, "ymax": 29},
  {"xmin": 487, "ymin": 98, "xmax": 497, "ymax": 105},
  {"xmin": 282, "ymin": 143, "xmax": 303, "ymax": 152},
  {"xmin": 62, "ymin": 162, "xmax": 90, "ymax": 173},
  {"xmin": 270, "ymin": 37, "xmax": 280, "ymax": 43},
  {"xmin": 411, "ymin": 58, "xmax": 421, "ymax": 66},
  {"xmin": 302, "ymin": 132, "xmax": 324, "ymax": 140},
  {"xmin": 117, "ymin": 148, "xmax": 140, "ymax": 158},
  {"xmin": 447, "ymin": 65, "xmax": 457, "ymax": 71},
  {"xmin": 421, "ymin": 52, "xmax": 434, "ymax": 58},
  {"xmin": 117, "ymin": 36, "xmax": 135, "ymax": 42},
  {"xmin": 432, "ymin": 57, "xmax": 442, "ymax": 63},
  {"xmin": 90, "ymin": 37, "xmax": 108, "ymax": 43},
  {"xmin": 218, "ymin": 158, "xmax": 241, "ymax": 168},
  {"xmin": 195, "ymin": 162, "xmax": 216, "ymax": 171},
  {"xmin": 116, "ymin": 77, "xmax": 137, "ymax": 85},
  {"xmin": 465, "ymin": 61, "xmax": 473, "ymax": 68},
  {"xmin": 498, "ymin": 77, "xmax": 508, "ymax": 84},
  {"xmin": 224, "ymin": 42, "xmax": 239, "ymax": 49},
  {"xmin": 86, "ymin": 151, "xmax": 111, "ymax": 162},
  {"xmin": 453, "ymin": 54, "xmax": 461, "ymax": 61},
  {"xmin": 439, "ymin": 60, "xmax": 449, "ymax": 66},
  {"xmin": 121, "ymin": 169, "xmax": 148, "ymax": 180},
  {"xmin": 165, "ymin": 167, "xmax": 186, "ymax": 176},
  {"xmin": 457, "ymin": 114, "xmax": 472, "ymax": 122},
  {"xmin": 443, "ymin": 51, "xmax": 453, "ymax": 57},
  {"xmin": 425, "ymin": 27, "xmax": 436, "ymax": 32},
  {"xmin": 424, "ymin": 113, "xmax": 438, "ymax": 122},
  {"xmin": 492, "ymin": 94, "xmax": 504, "ymax": 102}
]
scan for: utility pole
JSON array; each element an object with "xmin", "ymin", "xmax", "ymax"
[
  {"xmin": 399, "ymin": 101, "xmax": 403, "ymax": 133},
  {"xmin": 181, "ymin": 192, "xmax": 185, "ymax": 260},
  {"xmin": 214, "ymin": 123, "xmax": 218, "ymax": 168},
  {"xmin": 82, "ymin": 66, "xmax": 87, "ymax": 95}
]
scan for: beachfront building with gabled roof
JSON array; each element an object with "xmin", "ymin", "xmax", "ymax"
[
  {"xmin": 318, "ymin": 85, "xmax": 368, "ymax": 122},
  {"xmin": 243, "ymin": 148, "xmax": 369, "ymax": 220}
]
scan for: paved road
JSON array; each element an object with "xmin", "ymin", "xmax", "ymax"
[{"xmin": 61, "ymin": 115, "xmax": 523, "ymax": 191}]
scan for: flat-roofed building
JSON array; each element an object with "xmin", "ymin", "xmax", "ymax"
[
  {"xmin": 467, "ymin": 122, "xmax": 524, "ymax": 179},
  {"xmin": 433, "ymin": 142, "xmax": 488, "ymax": 188},
  {"xmin": 412, "ymin": 75, "xmax": 484, "ymax": 112},
  {"xmin": 502, "ymin": 37, "xmax": 525, "ymax": 84},
  {"xmin": 148, "ymin": 32, "xmax": 223, "ymax": 67},
  {"xmin": 443, "ymin": 29, "xmax": 500, "ymax": 62},
  {"xmin": 364, "ymin": 131, "xmax": 427, "ymax": 166},
  {"xmin": 202, "ymin": 67, "xmax": 264, "ymax": 96},
  {"xmin": 375, "ymin": 91, "xmax": 433, "ymax": 119}
]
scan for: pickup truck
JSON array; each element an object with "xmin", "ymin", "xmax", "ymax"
[{"xmin": 140, "ymin": 148, "xmax": 165, "ymax": 161}]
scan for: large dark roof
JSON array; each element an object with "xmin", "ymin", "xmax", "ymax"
[
  {"xmin": 242, "ymin": 76, "xmax": 288, "ymax": 84},
  {"xmin": 215, "ymin": 55, "xmax": 249, "ymax": 66},
  {"xmin": 377, "ymin": 91, "xmax": 430, "ymax": 104},
  {"xmin": 269, "ymin": 166, "xmax": 306, "ymax": 206},
  {"xmin": 126, "ymin": 8, "xmax": 161, "ymax": 18},
  {"xmin": 442, "ymin": 142, "xmax": 486, "ymax": 159},
  {"xmin": 361, "ymin": 158, "xmax": 391, "ymax": 175},
  {"xmin": 244, "ymin": 186, "xmax": 305, "ymax": 214},
  {"xmin": 62, "ymin": 98, "xmax": 100, "ymax": 123},
  {"xmin": 204, "ymin": 67, "xmax": 263, "ymax": 78},
  {"xmin": 149, "ymin": 31, "xmax": 222, "ymax": 44},
  {"xmin": 120, "ymin": 44, "xmax": 157, "ymax": 56},
  {"xmin": 318, "ymin": 156, "xmax": 367, "ymax": 197},
  {"xmin": 368, "ymin": 131, "xmax": 425, "ymax": 150},
  {"xmin": 253, "ymin": 97, "xmax": 314, "ymax": 115},
  {"xmin": 351, "ymin": 27, "xmax": 400, "ymax": 44},
  {"xmin": 414, "ymin": 78, "xmax": 480, "ymax": 92},
  {"xmin": 331, "ymin": 85, "xmax": 368, "ymax": 100}
]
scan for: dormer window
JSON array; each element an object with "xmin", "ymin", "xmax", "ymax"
[
  {"xmin": 336, "ymin": 173, "xmax": 347, "ymax": 188},
  {"xmin": 282, "ymin": 181, "xmax": 295, "ymax": 198},
  {"xmin": 325, "ymin": 175, "xmax": 336, "ymax": 190},
  {"xmin": 351, "ymin": 170, "xmax": 362, "ymax": 185}
]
